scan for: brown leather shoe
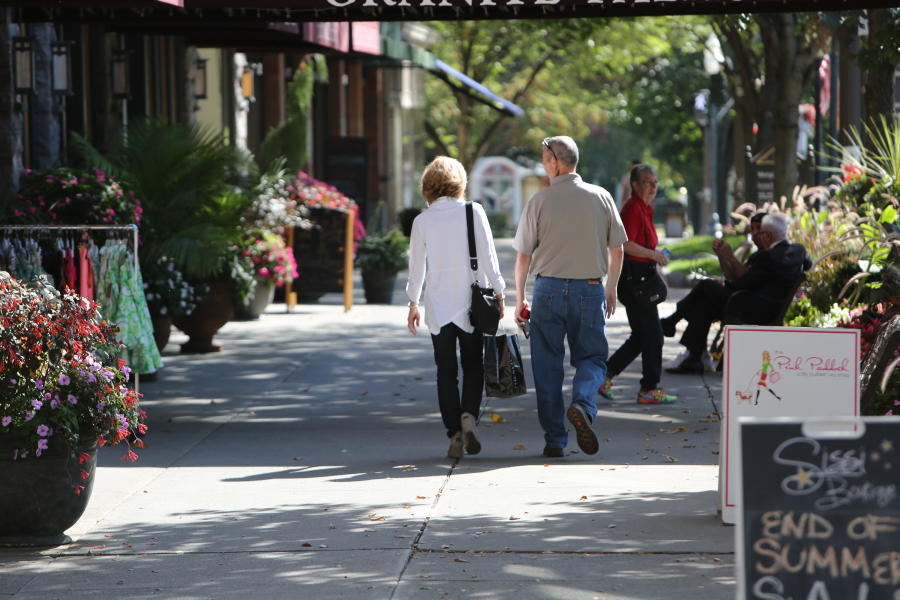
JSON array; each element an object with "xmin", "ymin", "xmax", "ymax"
[
  {"xmin": 447, "ymin": 432, "xmax": 463, "ymax": 459},
  {"xmin": 566, "ymin": 404, "xmax": 599, "ymax": 455}
]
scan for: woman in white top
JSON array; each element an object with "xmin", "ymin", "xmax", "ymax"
[{"xmin": 406, "ymin": 156, "xmax": 506, "ymax": 460}]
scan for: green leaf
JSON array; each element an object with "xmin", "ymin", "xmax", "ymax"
[{"xmin": 880, "ymin": 205, "xmax": 897, "ymax": 224}]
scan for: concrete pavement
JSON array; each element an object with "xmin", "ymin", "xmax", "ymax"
[{"xmin": 0, "ymin": 240, "xmax": 735, "ymax": 599}]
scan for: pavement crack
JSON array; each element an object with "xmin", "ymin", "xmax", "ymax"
[{"xmin": 388, "ymin": 453, "xmax": 459, "ymax": 599}]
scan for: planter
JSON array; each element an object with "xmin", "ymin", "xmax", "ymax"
[
  {"xmin": 0, "ymin": 435, "xmax": 98, "ymax": 547},
  {"xmin": 151, "ymin": 314, "xmax": 172, "ymax": 353},
  {"xmin": 236, "ymin": 278, "xmax": 276, "ymax": 320},
  {"xmin": 362, "ymin": 270, "xmax": 398, "ymax": 304},
  {"xmin": 172, "ymin": 280, "xmax": 234, "ymax": 353}
]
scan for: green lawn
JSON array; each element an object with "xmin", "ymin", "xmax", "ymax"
[
  {"xmin": 667, "ymin": 256, "xmax": 723, "ymax": 278},
  {"xmin": 661, "ymin": 234, "xmax": 746, "ymax": 256}
]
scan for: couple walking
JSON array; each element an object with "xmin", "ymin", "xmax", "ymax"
[{"xmin": 406, "ymin": 137, "xmax": 675, "ymax": 460}]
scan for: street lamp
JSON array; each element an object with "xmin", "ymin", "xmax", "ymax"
[{"xmin": 702, "ymin": 34, "xmax": 725, "ymax": 234}]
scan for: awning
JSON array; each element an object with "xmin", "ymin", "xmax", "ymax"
[
  {"xmin": 431, "ymin": 59, "xmax": 524, "ymax": 118},
  {"xmin": 10, "ymin": 0, "xmax": 900, "ymax": 23}
]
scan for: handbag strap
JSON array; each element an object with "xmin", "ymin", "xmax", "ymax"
[{"xmin": 465, "ymin": 202, "xmax": 478, "ymax": 272}]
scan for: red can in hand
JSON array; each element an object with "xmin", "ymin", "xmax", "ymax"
[{"xmin": 520, "ymin": 307, "xmax": 531, "ymax": 338}]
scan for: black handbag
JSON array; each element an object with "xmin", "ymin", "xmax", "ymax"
[
  {"xmin": 466, "ymin": 203, "xmax": 501, "ymax": 335},
  {"xmin": 623, "ymin": 219, "xmax": 667, "ymax": 308},
  {"xmin": 624, "ymin": 266, "xmax": 668, "ymax": 308},
  {"xmin": 484, "ymin": 334, "xmax": 527, "ymax": 398}
]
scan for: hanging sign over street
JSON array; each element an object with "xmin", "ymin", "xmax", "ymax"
[{"xmin": 720, "ymin": 326, "xmax": 860, "ymax": 524}]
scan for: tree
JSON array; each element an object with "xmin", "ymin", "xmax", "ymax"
[
  {"xmin": 859, "ymin": 9, "xmax": 900, "ymax": 132},
  {"xmin": 424, "ymin": 16, "xmax": 712, "ymax": 200},
  {"xmin": 712, "ymin": 13, "xmax": 830, "ymax": 204}
]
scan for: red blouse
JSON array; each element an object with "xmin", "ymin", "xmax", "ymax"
[{"xmin": 620, "ymin": 195, "xmax": 657, "ymax": 263}]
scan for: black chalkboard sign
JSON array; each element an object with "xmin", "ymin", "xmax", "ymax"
[{"xmin": 738, "ymin": 418, "xmax": 900, "ymax": 600}]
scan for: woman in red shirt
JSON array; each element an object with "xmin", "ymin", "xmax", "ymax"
[{"xmin": 601, "ymin": 164, "xmax": 677, "ymax": 405}]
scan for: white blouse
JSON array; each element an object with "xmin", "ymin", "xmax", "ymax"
[{"xmin": 406, "ymin": 198, "xmax": 505, "ymax": 334}]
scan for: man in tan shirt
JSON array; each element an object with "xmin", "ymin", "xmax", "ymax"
[{"xmin": 514, "ymin": 136, "xmax": 627, "ymax": 458}]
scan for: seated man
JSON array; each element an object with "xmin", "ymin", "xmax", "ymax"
[
  {"xmin": 713, "ymin": 211, "xmax": 765, "ymax": 280},
  {"xmin": 661, "ymin": 213, "xmax": 812, "ymax": 374}
]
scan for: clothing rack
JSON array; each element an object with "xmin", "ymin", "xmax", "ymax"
[{"xmin": 0, "ymin": 224, "xmax": 142, "ymax": 393}]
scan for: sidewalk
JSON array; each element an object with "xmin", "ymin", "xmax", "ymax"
[{"xmin": 0, "ymin": 240, "xmax": 735, "ymax": 599}]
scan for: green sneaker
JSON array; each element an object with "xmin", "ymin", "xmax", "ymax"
[
  {"xmin": 598, "ymin": 377, "xmax": 615, "ymax": 400},
  {"xmin": 637, "ymin": 388, "xmax": 677, "ymax": 405}
]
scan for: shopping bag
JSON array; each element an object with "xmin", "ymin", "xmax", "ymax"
[{"xmin": 484, "ymin": 334, "xmax": 527, "ymax": 398}]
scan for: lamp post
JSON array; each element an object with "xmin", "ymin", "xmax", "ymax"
[{"xmin": 694, "ymin": 34, "xmax": 727, "ymax": 235}]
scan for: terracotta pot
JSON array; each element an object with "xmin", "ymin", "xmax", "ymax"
[
  {"xmin": 0, "ymin": 435, "xmax": 98, "ymax": 547},
  {"xmin": 362, "ymin": 270, "xmax": 398, "ymax": 304},
  {"xmin": 236, "ymin": 278, "xmax": 276, "ymax": 320},
  {"xmin": 151, "ymin": 314, "xmax": 172, "ymax": 353},
  {"xmin": 172, "ymin": 280, "xmax": 234, "ymax": 353}
]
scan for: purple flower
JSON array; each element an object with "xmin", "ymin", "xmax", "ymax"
[
  {"xmin": 58, "ymin": 374, "xmax": 70, "ymax": 386},
  {"xmin": 1, "ymin": 416, "xmax": 11, "ymax": 427},
  {"xmin": 35, "ymin": 439, "xmax": 49, "ymax": 456},
  {"xmin": 97, "ymin": 402, "xmax": 106, "ymax": 411},
  {"xmin": 36, "ymin": 424, "xmax": 51, "ymax": 437},
  {"xmin": 31, "ymin": 400, "xmax": 43, "ymax": 410},
  {"xmin": 24, "ymin": 411, "xmax": 34, "ymax": 421},
  {"xmin": 50, "ymin": 398, "xmax": 60, "ymax": 409},
  {"xmin": 35, "ymin": 380, "xmax": 44, "ymax": 390},
  {"xmin": 121, "ymin": 365, "xmax": 131, "ymax": 379},
  {"xmin": 44, "ymin": 392, "xmax": 52, "ymax": 400},
  {"xmin": 99, "ymin": 369, "xmax": 113, "ymax": 381},
  {"xmin": 86, "ymin": 373, "xmax": 97, "ymax": 383},
  {"xmin": 8, "ymin": 378, "xmax": 16, "ymax": 386},
  {"xmin": 67, "ymin": 394, "xmax": 77, "ymax": 405}
]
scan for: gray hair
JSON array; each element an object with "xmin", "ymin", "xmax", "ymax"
[
  {"xmin": 630, "ymin": 164, "xmax": 656, "ymax": 183},
  {"xmin": 544, "ymin": 136, "xmax": 579, "ymax": 168},
  {"xmin": 761, "ymin": 213, "xmax": 788, "ymax": 240}
]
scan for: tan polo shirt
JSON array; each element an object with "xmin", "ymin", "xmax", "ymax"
[{"xmin": 513, "ymin": 173, "xmax": 627, "ymax": 279}]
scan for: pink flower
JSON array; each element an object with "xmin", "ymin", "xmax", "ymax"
[{"xmin": 258, "ymin": 267, "xmax": 270, "ymax": 277}]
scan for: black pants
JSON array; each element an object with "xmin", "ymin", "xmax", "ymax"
[
  {"xmin": 608, "ymin": 261, "xmax": 663, "ymax": 390},
  {"xmin": 431, "ymin": 323, "xmax": 484, "ymax": 437}
]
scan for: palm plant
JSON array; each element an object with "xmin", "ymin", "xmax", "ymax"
[{"xmin": 71, "ymin": 120, "xmax": 248, "ymax": 280}]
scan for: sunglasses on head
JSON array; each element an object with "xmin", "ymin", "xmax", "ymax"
[{"xmin": 542, "ymin": 138, "xmax": 557, "ymax": 161}]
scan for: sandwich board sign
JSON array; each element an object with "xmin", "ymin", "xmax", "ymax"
[
  {"xmin": 721, "ymin": 326, "xmax": 860, "ymax": 524},
  {"xmin": 736, "ymin": 417, "xmax": 900, "ymax": 600}
]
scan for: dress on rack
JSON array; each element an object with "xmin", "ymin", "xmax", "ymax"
[{"xmin": 96, "ymin": 243, "xmax": 163, "ymax": 375}]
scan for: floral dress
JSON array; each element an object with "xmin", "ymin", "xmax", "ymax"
[{"xmin": 96, "ymin": 242, "xmax": 163, "ymax": 375}]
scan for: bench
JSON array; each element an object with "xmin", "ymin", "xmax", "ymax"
[{"xmin": 709, "ymin": 272, "xmax": 806, "ymax": 366}]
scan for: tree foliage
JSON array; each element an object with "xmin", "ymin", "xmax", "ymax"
[{"xmin": 424, "ymin": 17, "xmax": 712, "ymax": 198}]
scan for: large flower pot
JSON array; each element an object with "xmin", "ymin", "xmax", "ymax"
[
  {"xmin": 172, "ymin": 280, "xmax": 234, "ymax": 353},
  {"xmin": 236, "ymin": 278, "xmax": 276, "ymax": 320},
  {"xmin": 362, "ymin": 270, "xmax": 397, "ymax": 304},
  {"xmin": 0, "ymin": 436, "xmax": 98, "ymax": 547},
  {"xmin": 151, "ymin": 314, "xmax": 172, "ymax": 353}
]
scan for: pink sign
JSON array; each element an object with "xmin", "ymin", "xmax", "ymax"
[
  {"xmin": 302, "ymin": 22, "xmax": 350, "ymax": 53},
  {"xmin": 351, "ymin": 22, "xmax": 380, "ymax": 55}
]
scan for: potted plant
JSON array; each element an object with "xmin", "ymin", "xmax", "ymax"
[
  {"xmin": 356, "ymin": 229, "xmax": 408, "ymax": 304},
  {"xmin": 72, "ymin": 121, "xmax": 249, "ymax": 353},
  {"xmin": 142, "ymin": 257, "xmax": 206, "ymax": 352},
  {"xmin": 237, "ymin": 230, "xmax": 299, "ymax": 319},
  {"xmin": 0, "ymin": 272, "xmax": 147, "ymax": 546},
  {"xmin": 3, "ymin": 167, "xmax": 142, "ymax": 226}
]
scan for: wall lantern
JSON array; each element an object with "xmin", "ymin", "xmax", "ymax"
[
  {"xmin": 193, "ymin": 58, "xmax": 208, "ymax": 100},
  {"xmin": 111, "ymin": 49, "xmax": 131, "ymax": 100},
  {"xmin": 12, "ymin": 36, "xmax": 35, "ymax": 95},
  {"xmin": 51, "ymin": 40, "xmax": 74, "ymax": 96},
  {"xmin": 240, "ymin": 65, "xmax": 255, "ymax": 102}
]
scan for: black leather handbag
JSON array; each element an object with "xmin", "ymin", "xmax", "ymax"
[
  {"xmin": 624, "ymin": 219, "xmax": 667, "ymax": 308},
  {"xmin": 465, "ymin": 203, "xmax": 500, "ymax": 335}
]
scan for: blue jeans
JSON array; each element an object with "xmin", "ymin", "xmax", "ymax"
[{"xmin": 530, "ymin": 277, "xmax": 609, "ymax": 448}]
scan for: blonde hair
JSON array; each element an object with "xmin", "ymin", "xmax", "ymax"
[{"xmin": 420, "ymin": 156, "xmax": 467, "ymax": 204}]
